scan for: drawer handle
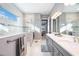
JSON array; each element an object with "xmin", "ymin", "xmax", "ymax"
[{"xmin": 7, "ymin": 39, "xmax": 17, "ymax": 44}]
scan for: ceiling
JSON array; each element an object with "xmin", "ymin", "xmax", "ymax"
[
  {"xmin": 15, "ymin": 3, "xmax": 54, "ymax": 15},
  {"xmin": 63, "ymin": 4, "xmax": 79, "ymax": 12}
]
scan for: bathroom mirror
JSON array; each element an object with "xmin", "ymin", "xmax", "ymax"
[
  {"xmin": 58, "ymin": 12, "xmax": 79, "ymax": 36},
  {"xmin": 58, "ymin": 3, "xmax": 79, "ymax": 36}
]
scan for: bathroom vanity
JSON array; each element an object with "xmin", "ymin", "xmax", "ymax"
[
  {"xmin": 46, "ymin": 33, "xmax": 79, "ymax": 56},
  {"xmin": 0, "ymin": 33, "xmax": 25, "ymax": 56}
]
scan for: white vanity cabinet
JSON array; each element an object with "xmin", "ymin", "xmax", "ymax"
[
  {"xmin": 0, "ymin": 33, "xmax": 25, "ymax": 56},
  {"xmin": 0, "ymin": 37, "xmax": 16, "ymax": 56}
]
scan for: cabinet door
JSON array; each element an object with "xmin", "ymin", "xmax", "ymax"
[
  {"xmin": 0, "ymin": 38, "xmax": 16, "ymax": 56},
  {"xmin": 46, "ymin": 38, "xmax": 52, "ymax": 51},
  {"xmin": 46, "ymin": 38, "xmax": 51, "ymax": 52},
  {"xmin": 46, "ymin": 37, "xmax": 55, "ymax": 55},
  {"xmin": 52, "ymin": 46, "xmax": 59, "ymax": 56},
  {"xmin": 52, "ymin": 40, "xmax": 64, "ymax": 56},
  {"xmin": 57, "ymin": 51, "xmax": 63, "ymax": 56}
]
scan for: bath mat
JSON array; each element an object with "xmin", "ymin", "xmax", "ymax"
[{"xmin": 41, "ymin": 45, "xmax": 49, "ymax": 52}]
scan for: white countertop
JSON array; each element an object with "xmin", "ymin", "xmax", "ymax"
[
  {"xmin": 47, "ymin": 33, "xmax": 79, "ymax": 56},
  {"xmin": 0, "ymin": 32, "xmax": 25, "ymax": 39}
]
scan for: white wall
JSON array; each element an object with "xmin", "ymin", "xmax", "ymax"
[
  {"xmin": 23, "ymin": 13, "xmax": 41, "ymax": 33},
  {"xmin": 47, "ymin": 17, "xmax": 50, "ymax": 33},
  {"xmin": 23, "ymin": 14, "xmax": 35, "ymax": 32},
  {"xmin": 24, "ymin": 13, "xmax": 42, "ymax": 39},
  {"xmin": 34, "ymin": 14, "xmax": 41, "ymax": 33}
]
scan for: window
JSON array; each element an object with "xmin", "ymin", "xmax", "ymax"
[
  {"xmin": 0, "ymin": 24, "xmax": 9, "ymax": 35},
  {"xmin": 0, "ymin": 6, "xmax": 17, "ymax": 21},
  {"xmin": 0, "ymin": 6, "xmax": 18, "ymax": 35}
]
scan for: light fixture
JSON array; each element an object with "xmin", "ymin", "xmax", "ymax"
[{"xmin": 51, "ymin": 11, "xmax": 62, "ymax": 19}]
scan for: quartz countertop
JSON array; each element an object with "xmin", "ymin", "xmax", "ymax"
[
  {"xmin": 0, "ymin": 32, "xmax": 25, "ymax": 39},
  {"xmin": 47, "ymin": 33, "xmax": 79, "ymax": 56}
]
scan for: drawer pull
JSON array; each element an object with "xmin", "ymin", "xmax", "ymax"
[{"xmin": 7, "ymin": 39, "xmax": 17, "ymax": 44}]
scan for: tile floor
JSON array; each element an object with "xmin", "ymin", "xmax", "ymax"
[{"xmin": 26, "ymin": 37, "xmax": 51, "ymax": 56}]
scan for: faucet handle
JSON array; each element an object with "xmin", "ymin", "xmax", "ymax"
[{"xmin": 73, "ymin": 37, "xmax": 79, "ymax": 43}]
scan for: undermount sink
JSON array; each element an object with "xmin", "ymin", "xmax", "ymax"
[
  {"xmin": 55, "ymin": 33, "xmax": 62, "ymax": 37},
  {"xmin": 56, "ymin": 35, "xmax": 62, "ymax": 37}
]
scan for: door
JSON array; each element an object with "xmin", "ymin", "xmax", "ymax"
[{"xmin": 41, "ymin": 20, "xmax": 48, "ymax": 36}]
